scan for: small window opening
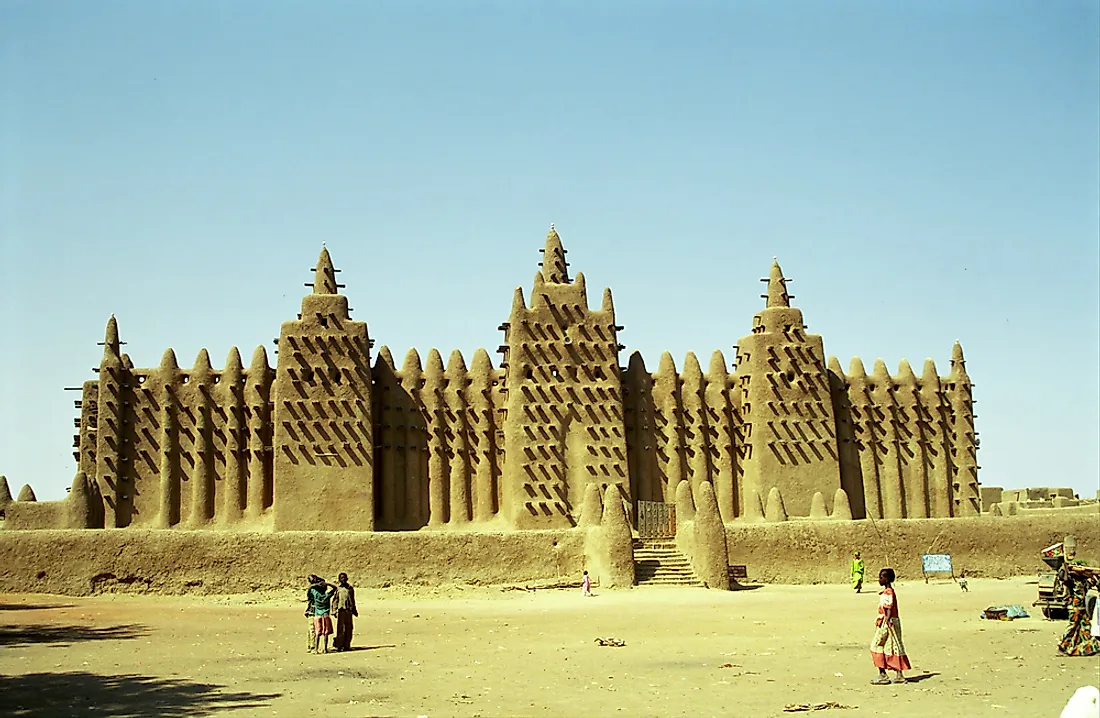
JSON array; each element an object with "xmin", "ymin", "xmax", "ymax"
[
  {"xmin": 524, "ymin": 368, "xmax": 534, "ymax": 380},
  {"xmin": 302, "ymin": 368, "xmax": 315, "ymax": 383},
  {"xmin": 319, "ymin": 317, "xmax": 329, "ymax": 328}
]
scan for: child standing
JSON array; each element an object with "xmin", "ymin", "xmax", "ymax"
[
  {"xmin": 304, "ymin": 574, "xmax": 323, "ymax": 653},
  {"xmin": 308, "ymin": 576, "xmax": 337, "ymax": 654},
  {"xmin": 582, "ymin": 570, "xmax": 593, "ymax": 597},
  {"xmin": 332, "ymin": 572, "xmax": 359, "ymax": 652}
]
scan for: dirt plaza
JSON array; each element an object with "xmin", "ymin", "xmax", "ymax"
[{"xmin": 1, "ymin": 576, "xmax": 1095, "ymax": 718}]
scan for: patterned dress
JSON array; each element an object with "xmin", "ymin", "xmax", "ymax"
[
  {"xmin": 870, "ymin": 587, "xmax": 912, "ymax": 671},
  {"xmin": 1057, "ymin": 571, "xmax": 1100, "ymax": 657}
]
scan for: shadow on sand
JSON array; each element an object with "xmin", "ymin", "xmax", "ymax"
[
  {"xmin": 0, "ymin": 672, "xmax": 281, "ymax": 718},
  {"xmin": 905, "ymin": 672, "xmax": 940, "ymax": 683},
  {"xmin": 0, "ymin": 623, "xmax": 147, "ymax": 647},
  {"xmin": 0, "ymin": 602, "xmax": 76, "ymax": 611}
]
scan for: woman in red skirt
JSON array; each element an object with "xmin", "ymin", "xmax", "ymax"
[{"xmin": 870, "ymin": 567, "xmax": 911, "ymax": 685}]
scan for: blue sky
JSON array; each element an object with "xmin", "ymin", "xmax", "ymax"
[{"xmin": 2, "ymin": 1, "xmax": 1097, "ymax": 501}]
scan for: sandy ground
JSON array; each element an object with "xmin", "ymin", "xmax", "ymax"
[{"xmin": 1, "ymin": 577, "xmax": 1096, "ymax": 718}]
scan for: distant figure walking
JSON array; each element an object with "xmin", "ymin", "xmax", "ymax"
[
  {"xmin": 582, "ymin": 570, "xmax": 593, "ymax": 597},
  {"xmin": 957, "ymin": 570, "xmax": 969, "ymax": 592},
  {"xmin": 851, "ymin": 552, "xmax": 865, "ymax": 593},
  {"xmin": 308, "ymin": 576, "xmax": 338, "ymax": 654},
  {"xmin": 332, "ymin": 572, "xmax": 359, "ymax": 652},
  {"xmin": 870, "ymin": 568, "xmax": 911, "ymax": 685}
]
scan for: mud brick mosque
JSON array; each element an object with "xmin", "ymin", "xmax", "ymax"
[{"xmin": 0, "ymin": 227, "xmax": 980, "ymax": 533}]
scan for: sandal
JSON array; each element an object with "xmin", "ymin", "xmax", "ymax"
[
  {"xmin": 871, "ymin": 676, "xmax": 892, "ymax": 685},
  {"xmin": 892, "ymin": 677, "xmax": 908, "ymax": 684}
]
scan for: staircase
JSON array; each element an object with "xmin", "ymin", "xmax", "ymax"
[{"xmin": 633, "ymin": 539, "xmax": 701, "ymax": 586}]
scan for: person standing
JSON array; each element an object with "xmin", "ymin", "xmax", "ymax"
[
  {"xmin": 304, "ymin": 574, "xmax": 323, "ymax": 653},
  {"xmin": 1057, "ymin": 565, "xmax": 1100, "ymax": 657},
  {"xmin": 870, "ymin": 567, "xmax": 911, "ymax": 684},
  {"xmin": 308, "ymin": 576, "xmax": 337, "ymax": 654},
  {"xmin": 851, "ymin": 551, "xmax": 865, "ymax": 593},
  {"xmin": 332, "ymin": 572, "xmax": 359, "ymax": 652},
  {"xmin": 582, "ymin": 570, "xmax": 593, "ymax": 597}
]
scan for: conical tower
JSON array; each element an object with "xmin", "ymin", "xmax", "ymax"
[
  {"xmin": 498, "ymin": 226, "xmax": 629, "ymax": 528},
  {"xmin": 736, "ymin": 259, "xmax": 842, "ymax": 518},
  {"xmin": 94, "ymin": 315, "xmax": 131, "ymax": 527},
  {"xmin": 272, "ymin": 246, "xmax": 375, "ymax": 530}
]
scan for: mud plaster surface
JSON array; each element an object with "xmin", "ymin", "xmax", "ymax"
[
  {"xmin": 0, "ymin": 512, "xmax": 1094, "ymax": 597},
  {"xmin": 1, "ymin": 577, "xmax": 1096, "ymax": 718}
]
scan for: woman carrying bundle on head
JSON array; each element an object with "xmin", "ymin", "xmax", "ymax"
[
  {"xmin": 1057, "ymin": 565, "xmax": 1100, "ymax": 657},
  {"xmin": 870, "ymin": 567, "xmax": 911, "ymax": 685}
]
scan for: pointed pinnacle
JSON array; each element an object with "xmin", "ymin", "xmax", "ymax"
[
  {"xmin": 766, "ymin": 260, "xmax": 790, "ymax": 308},
  {"xmin": 952, "ymin": 340, "xmax": 965, "ymax": 365},
  {"xmin": 707, "ymin": 350, "xmax": 728, "ymax": 380},
  {"xmin": 446, "ymin": 349, "xmax": 467, "ymax": 374},
  {"xmin": 224, "ymin": 347, "xmax": 244, "ymax": 376},
  {"xmin": 105, "ymin": 315, "xmax": 119, "ymax": 346},
  {"xmin": 159, "ymin": 349, "xmax": 179, "ymax": 371},
  {"xmin": 192, "ymin": 349, "xmax": 213, "ymax": 374},
  {"xmin": 401, "ymin": 348, "xmax": 423, "ymax": 374},
  {"xmin": 313, "ymin": 247, "xmax": 339, "ymax": 295},
  {"xmin": 541, "ymin": 226, "xmax": 570, "ymax": 283},
  {"xmin": 511, "ymin": 287, "xmax": 527, "ymax": 316},
  {"xmin": 249, "ymin": 346, "xmax": 270, "ymax": 372},
  {"xmin": 376, "ymin": 345, "xmax": 395, "ymax": 370}
]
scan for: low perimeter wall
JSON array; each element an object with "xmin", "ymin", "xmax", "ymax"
[
  {"xmin": 0, "ymin": 529, "xmax": 586, "ymax": 596},
  {"xmin": 726, "ymin": 513, "xmax": 1099, "ymax": 584},
  {"xmin": 0, "ymin": 511, "xmax": 1095, "ymax": 596}
]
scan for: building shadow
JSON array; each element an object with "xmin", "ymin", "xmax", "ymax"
[
  {"xmin": 0, "ymin": 623, "xmax": 146, "ymax": 647},
  {"xmin": 0, "ymin": 603, "xmax": 75, "ymax": 612},
  {"xmin": 0, "ymin": 672, "xmax": 280, "ymax": 718}
]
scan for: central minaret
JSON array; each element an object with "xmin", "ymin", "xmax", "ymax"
[
  {"xmin": 272, "ymin": 247, "xmax": 375, "ymax": 531},
  {"xmin": 499, "ymin": 227, "xmax": 630, "ymax": 528},
  {"xmin": 737, "ymin": 260, "xmax": 842, "ymax": 518}
]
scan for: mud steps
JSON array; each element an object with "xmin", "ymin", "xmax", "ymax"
[{"xmin": 633, "ymin": 539, "xmax": 701, "ymax": 587}]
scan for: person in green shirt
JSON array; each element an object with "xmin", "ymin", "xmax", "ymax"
[
  {"xmin": 851, "ymin": 551, "xmax": 866, "ymax": 593},
  {"xmin": 308, "ymin": 576, "xmax": 338, "ymax": 654}
]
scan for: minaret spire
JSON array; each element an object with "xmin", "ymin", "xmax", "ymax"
[
  {"xmin": 764, "ymin": 258, "xmax": 790, "ymax": 308},
  {"xmin": 949, "ymin": 340, "xmax": 969, "ymax": 381},
  {"xmin": 312, "ymin": 247, "xmax": 339, "ymax": 295},
  {"xmin": 540, "ymin": 224, "xmax": 570, "ymax": 283}
]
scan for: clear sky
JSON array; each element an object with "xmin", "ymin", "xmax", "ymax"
[{"xmin": 2, "ymin": 1, "xmax": 1097, "ymax": 502}]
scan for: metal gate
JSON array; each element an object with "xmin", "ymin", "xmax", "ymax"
[{"xmin": 637, "ymin": 501, "xmax": 676, "ymax": 539}]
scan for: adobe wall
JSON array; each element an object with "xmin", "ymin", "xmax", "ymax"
[
  {"xmin": 0, "ymin": 529, "xmax": 586, "ymax": 597},
  {"xmin": 725, "ymin": 511, "xmax": 1099, "ymax": 585},
  {"xmin": 1, "ymin": 509, "xmax": 1095, "ymax": 597},
  {"xmin": 76, "ymin": 328, "xmax": 275, "ymax": 529}
]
